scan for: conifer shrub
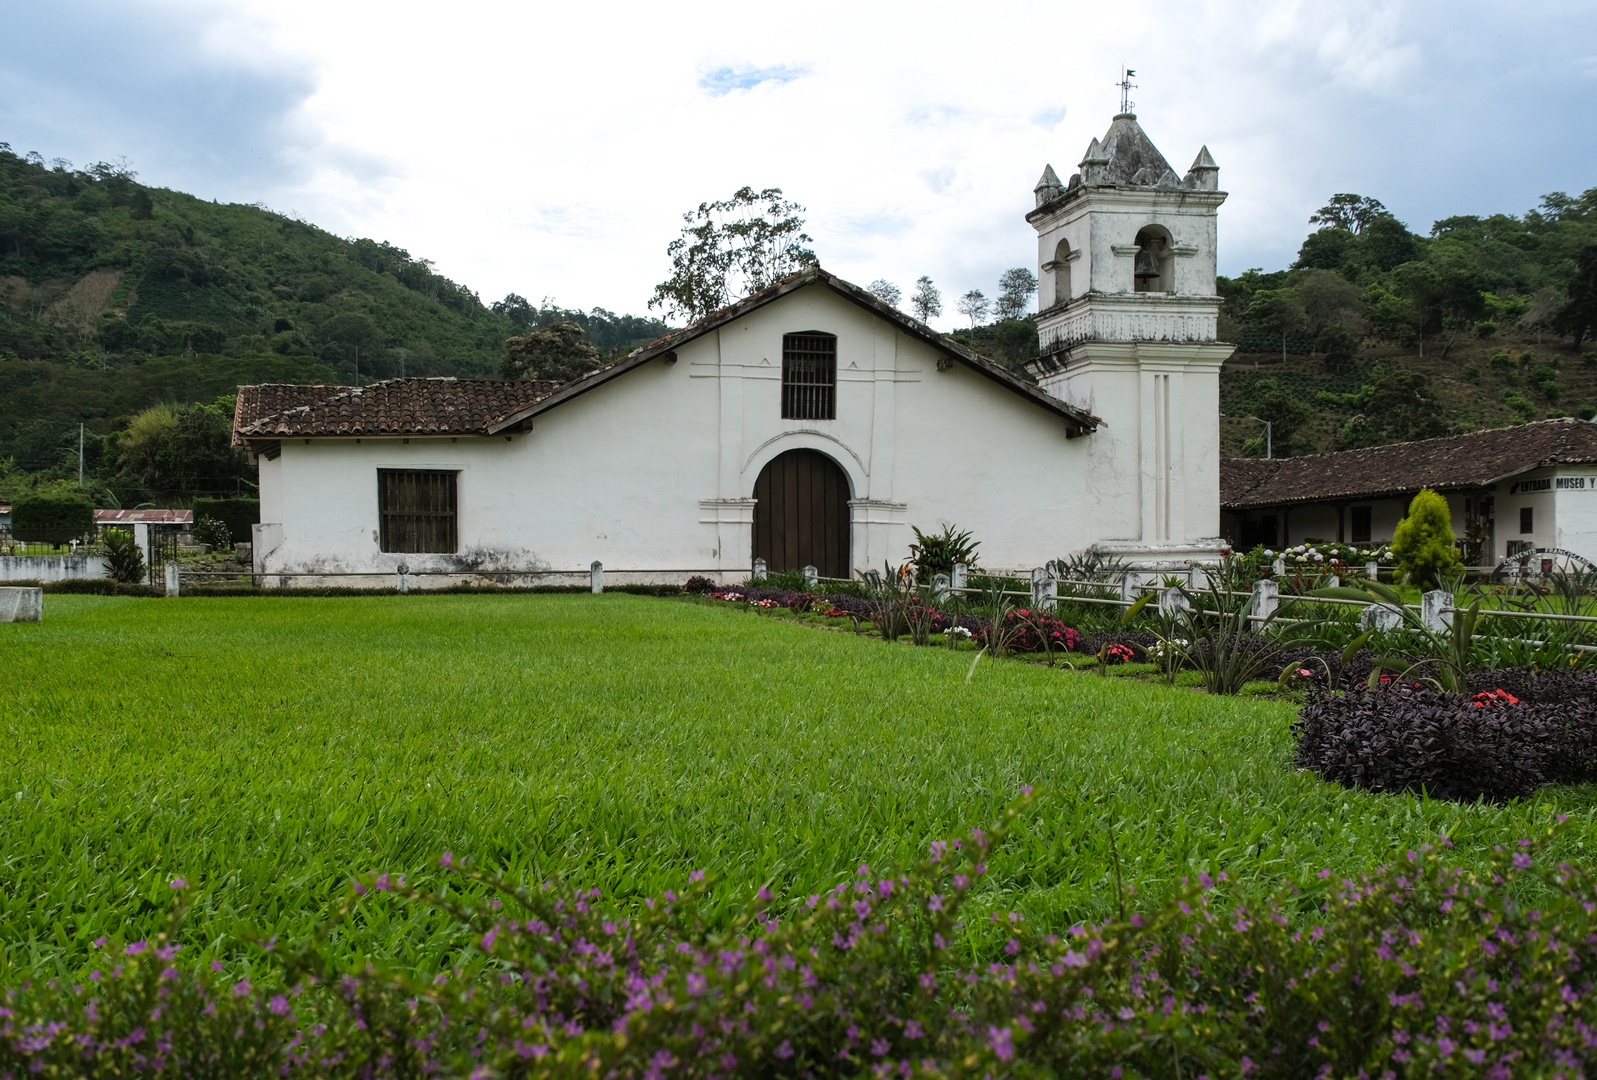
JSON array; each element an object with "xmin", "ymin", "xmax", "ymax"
[{"xmin": 1390, "ymin": 488, "xmax": 1460, "ymax": 588}]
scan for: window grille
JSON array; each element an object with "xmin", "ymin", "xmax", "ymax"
[
  {"xmin": 781, "ymin": 332, "xmax": 837, "ymax": 420},
  {"xmin": 378, "ymin": 469, "xmax": 458, "ymax": 553}
]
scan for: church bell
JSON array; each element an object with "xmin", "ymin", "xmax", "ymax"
[{"xmin": 1133, "ymin": 247, "xmax": 1161, "ymax": 282}]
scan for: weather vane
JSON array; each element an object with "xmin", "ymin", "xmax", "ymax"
[{"xmin": 1117, "ymin": 67, "xmax": 1137, "ymax": 114}]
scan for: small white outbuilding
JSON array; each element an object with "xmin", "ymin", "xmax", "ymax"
[{"xmin": 234, "ymin": 111, "xmax": 1236, "ymax": 586}]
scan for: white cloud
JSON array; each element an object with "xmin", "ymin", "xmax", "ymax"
[{"xmin": 6, "ymin": 0, "xmax": 1596, "ymax": 329}]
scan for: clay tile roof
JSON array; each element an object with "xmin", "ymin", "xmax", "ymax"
[
  {"xmin": 1221, "ymin": 418, "xmax": 1597, "ymax": 510},
  {"xmin": 234, "ymin": 378, "xmax": 563, "ymax": 440},
  {"xmin": 95, "ymin": 509, "xmax": 194, "ymax": 525}
]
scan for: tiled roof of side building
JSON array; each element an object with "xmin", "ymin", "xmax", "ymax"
[
  {"xmin": 1221, "ymin": 419, "xmax": 1597, "ymax": 510},
  {"xmin": 234, "ymin": 378, "xmax": 564, "ymax": 439}
]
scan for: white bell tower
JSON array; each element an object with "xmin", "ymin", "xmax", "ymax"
[{"xmin": 1026, "ymin": 111, "xmax": 1234, "ymax": 569}]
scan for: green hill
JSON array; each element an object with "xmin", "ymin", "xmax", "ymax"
[{"xmin": 0, "ymin": 147, "xmax": 667, "ymax": 474}]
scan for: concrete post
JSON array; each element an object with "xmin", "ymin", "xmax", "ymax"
[
  {"xmin": 752, "ymin": 558, "xmax": 767, "ymax": 582},
  {"xmin": 590, "ymin": 560, "xmax": 604, "ymax": 594},
  {"xmin": 133, "ymin": 523, "xmax": 152, "ymax": 572},
  {"xmin": 1359, "ymin": 604, "xmax": 1403, "ymax": 632},
  {"xmin": 1120, "ymin": 571, "xmax": 1140, "ymax": 604},
  {"xmin": 931, "ymin": 573, "xmax": 951, "ymax": 604},
  {"xmin": 1325, "ymin": 574, "xmax": 1340, "ymax": 588},
  {"xmin": 1421, "ymin": 589, "xmax": 1453, "ymax": 632},
  {"xmin": 1158, "ymin": 586, "xmax": 1191, "ymax": 619},
  {"xmin": 802, "ymin": 564, "xmax": 818, "ymax": 587},
  {"xmin": 164, "ymin": 562, "xmax": 180, "ymax": 598},
  {"xmin": 1250, "ymin": 578, "xmax": 1279, "ymax": 623},
  {"xmin": 1272, "ymin": 557, "xmax": 1286, "ymax": 577},
  {"xmin": 1187, "ymin": 564, "xmax": 1210, "ymax": 592},
  {"xmin": 0, "ymin": 587, "xmax": 43, "ymax": 622},
  {"xmin": 1365, "ymin": 561, "xmax": 1379, "ymax": 580},
  {"xmin": 396, "ymin": 563, "xmax": 409, "ymax": 594},
  {"xmin": 950, "ymin": 562, "xmax": 967, "ymax": 592},
  {"xmin": 1030, "ymin": 566, "xmax": 1057, "ymax": 610}
]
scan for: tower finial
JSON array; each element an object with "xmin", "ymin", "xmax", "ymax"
[{"xmin": 1116, "ymin": 67, "xmax": 1137, "ymax": 115}]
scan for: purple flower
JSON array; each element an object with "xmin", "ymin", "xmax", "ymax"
[
  {"xmin": 232, "ymin": 979, "xmax": 251, "ymax": 997},
  {"xmin": 125, "ymin": 941, "xmax": 147, "ymax": 956},
  {"xmin": 481, "ymin": 927, "xmax": 498, "ymax": 951},
  {"xmin": 268, "ymin": 995, "xmax": 290, "ymax": 1016},
  {"xmin": 169, "ymin": 878, "xmax": 186, "ymax": 890},
  {"xmin": 689, "ymin": 870, "xmax": 705, "ymax": 883},
  {"xmin": 439, "ymin": 852, "xmax": 454, "ymax": 868},
  {"xmin": 928, "ymin": 895, "xmax": 944, "ymax": 912},
  {"xmin": 988, "ymin": 1025, "xmax": 1014, "ymax": 1062},
  {"xmin": 905, "ymin": 1021, "xmax": 923, "ymax": 1039},
  {"xmin": 1512, "ymin": 853, "xmax": 1532, "ymax": 870}
]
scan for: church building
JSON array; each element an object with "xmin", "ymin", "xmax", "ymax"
[{"xmin": 233, "ymin": 111, "xmax": 1235, "ymax": 586}]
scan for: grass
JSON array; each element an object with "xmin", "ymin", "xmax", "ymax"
[{"xmin": 2, "ymin": 593, "xmax": 1594, "ymax": 980}]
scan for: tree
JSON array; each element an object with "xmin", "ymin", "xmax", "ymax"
[
  {"xmin": 910, "ymin": 277, "xmax": 942, "ymax": 323},
  {"xmin": 1553, "ymin": 245, "xmax": 1597, "ymax": 350},
  {"xmin": 1309, "ymin": 194, "xmax": 1391, "ymax": 234},
  {"xmin": 1316, "ymin": 323, "xmax": 1358, "ymax": 372},
  {"xmin": 1244, "ymin": 287, "xmax": 1307, "ymax": 360},
  {"xmin": 1296, "ymin": 270, "xmax": 1365, "ymax": 337},
  {"xmin": 491, "ymin": 293, "xmax": 539, "ymax": 331},
  {"xmin": 867, "ymin": 280, "xmax": 901, "ymax": 308},
  {"xmin": 116, "ymin": 398, "xmax": 250, "ymax": 499},
  {"xmin": 1342, "ymin": 370, "xmax": 1452, "ymax": 447},
  {"xmin": 1293, "ymin": 227, "xmax": 1357, "ymax": 271},
  {"xmin": 320, "ymin": 313, "xmax": 382, "ymax": 377},
  {"xmin": 1391, "ymin": 488, "xmax": 1461, "ymax": 588},
  {"xmin": 12, "ymin": 486, "xmax": 94, "ymax": 546},
  {"xmin": 995, "ymin": 268, "xmax": 1039, "ymax": 321},
  {"xmin": 500, "ymin": 321, "xmax": 603, "ymax": 383},
  {"xmin": 956, "ymin": 290, "xmax": 989, "ymax": 330},
  {"xmin": 1252, "ymin": 382, "xmax": 1312, "ymax": 456},
  {"xmin": 649, "ymin": 187, "xmax": 815, "ymax": 322}
]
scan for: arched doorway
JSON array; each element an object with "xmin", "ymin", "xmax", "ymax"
[{"xmin": 752, "ymin": 449, "xmax": 851, "ymax": 579}]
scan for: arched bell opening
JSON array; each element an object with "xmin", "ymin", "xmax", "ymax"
[
  {"xmin": 1133, "ymin": 225, "xmax": 1175, "ymax": 293},
  {"xmin": 1052, "ymin": 238, "xmax": 1074, "ymax": 304},
  {"xmin": 751, "ymin": 449, "xmax": 852, "ymax": 579}
]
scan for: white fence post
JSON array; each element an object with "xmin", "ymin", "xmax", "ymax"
[
  {"xmin": 164, "ymin": 562, "xmax": 181, "ymax": 598},
  {"xmin": 1158, "ymin": 587, "xmax": 1191, "ymax": 619},
  {"xmin": 591, "ymin": 560, "xmax": 604, "ymax": 593},
  {"xmin": 396, "ymin": 563, "xmax": 409, "ymax": 594},
  {"xmin": 1359, "ymin": 604, "xmax": 1403, "ymax": 632},
  {"xmin": 1422, "ymin": 589, "xmax": 1453, "ymax": 632},
  {"xmin": 931, "ymin": 573, "xmax": 951, "ymax": 604},
  {"xmin": 1365, "ymin": 561, "xmax": 1379, "ymax": 579},
  {"xmin": 1272, "ymin": 557, "xmax": 1286, "ymax": 577},
  {"xmin": 1120, "ymin": 571, "xmax": 1140, "ymax": 605},
  {"xmin": 1250, "ymin": 578, "xmax": 1279, "ymax": 623},
  {"xmin": 752, "ymin": 558, "xmax": 767, "ymax": 581},
  {"xmin": 1030, "ymin": 566, "xmax": 1057, "ymax": 610},
  {"xmin": 950, "ymin": 562, "xmax": 967, "ymax": 592},
  {"xmin": 802, "ymin": 564, "xmax": 818, "ymax": 588}
]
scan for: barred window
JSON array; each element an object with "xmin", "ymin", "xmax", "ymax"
[
  {"xmin": 378, "ymin": 469, "xmax": 458, "ymax": 553},
  {"xmin": 782, "ymin": 332, "xmax": 837, "ymax": 420}
]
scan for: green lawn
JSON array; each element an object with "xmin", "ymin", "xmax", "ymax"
[{"xmin": 2, "ymin": 593, "xmax": 1593, "ymax": 977}]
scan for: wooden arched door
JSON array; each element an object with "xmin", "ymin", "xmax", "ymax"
[{"xmin": 752, "ymin": 449, "xmax": 851, "ymax": 579}]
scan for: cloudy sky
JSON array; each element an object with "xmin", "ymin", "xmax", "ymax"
[{"xmin": 3, "ymin": 0, "xmax": 1595, "ymax": 328}]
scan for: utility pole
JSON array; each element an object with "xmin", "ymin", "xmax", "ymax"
[{"xmin": 78, "ymin": 423, "xmax": 84, "ymax": 486}]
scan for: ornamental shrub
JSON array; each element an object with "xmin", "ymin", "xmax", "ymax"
[
  {"xmin": 102, "ymin": 526, "xmax": 146, "ymax": 584},
  {"xmin": 10, "ymin": 487, "xmax": 95, "ymax": 546},
  {"xmin": 192, "ymin": 514, "xmax": 231, "ymax": 549},
  {"xmin": 989, "ymin": 608, "xmax": 1082, "ymax": 654},
  {"xmin": 1488, "ymin": 349, "xmax": 1516, "ymax": 378},
  {"xmin": 192, "ymin": 497, "xmax": 258, "ymax": 545},
  {"xmin": 683, "ymin": 575, "xmax": 715, "ymax": 594},
  {"xmin": 1390, "ymin": 487, "xmax": 1459, "ymax": 588},
  {"xmin": 1294, "ymin": 683, "xmax": 1597, "ymax": 801},
  {"xmin": 907, "ymin": 523, "xmax": 980, "ymax": 578}
]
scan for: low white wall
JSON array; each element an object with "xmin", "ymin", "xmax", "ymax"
[{"xmin": 0, "ymin": 555, "xmax": 110, "ymax": 583}]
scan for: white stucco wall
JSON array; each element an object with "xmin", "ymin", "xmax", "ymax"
[
  {"xmin": 1553, "ymin": 468, "xmax": 1597, "ymax": 560},
  {"xmin": 256, "ymin": 286, "xmax": 1121, "ymax": 581}
]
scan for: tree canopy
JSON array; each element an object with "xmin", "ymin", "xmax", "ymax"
[{"xmin": 649, "ymin": 187, "xmax": 815, "ymax": 322}]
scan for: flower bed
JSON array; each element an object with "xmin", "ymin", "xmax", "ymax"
[
  {"xmin": 5, "ymin": 801, "xmax": 1597, "ymax": 1078},
  {"xmin": 1294, "ymin": 669, "xmax": 1597, "ymax": 801}
]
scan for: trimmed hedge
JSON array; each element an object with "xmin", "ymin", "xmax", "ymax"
[{"xmin": 10, "ymin": 488, "xmax": 94, "ymax": 545}]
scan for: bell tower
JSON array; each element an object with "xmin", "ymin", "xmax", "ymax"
[{"xmin": 1026, "ymin": 111, "xmax": 1233, "ymax": 569}]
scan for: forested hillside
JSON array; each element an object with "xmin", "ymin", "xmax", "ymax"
[
  {"xmin": 0, "ymin": 145, "xmax": 667, "ymax": 484},
  {"xmin": 1215, "ymin": 189, "xmax": 1597, "ymax": 456}
]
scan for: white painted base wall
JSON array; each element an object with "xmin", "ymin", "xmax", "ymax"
[{"xmin": 0, "ymin": 556, "xmax": 110, "ymax": 583}]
